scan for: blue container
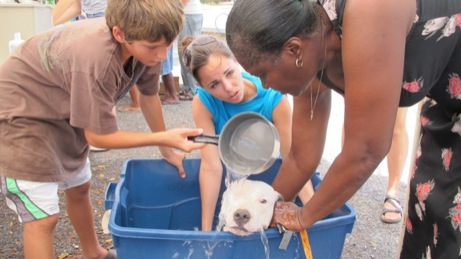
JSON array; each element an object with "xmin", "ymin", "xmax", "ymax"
[{"xmin": 105, "ymin": 158, "xmax": 356, "ymax": 259}]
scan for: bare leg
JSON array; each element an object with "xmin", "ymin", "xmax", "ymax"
[
  {"xmin": 23, "ymin": 215, "xmax": 58, "ymax": 259},
  {"xmin": 298, "ymin": 180, "xmax": 315, "ymax": 204},
  {"xmin": 161, "ymin": 73, "xmax": 179, "ymax": 104},
  {"xmin": 119, "ymin": 87, "xmax": 141, "ymax": 112},
  {"xmin": 65, "ymin": 181, "xmax": 108, "ymax": 259},
  {"xmin": 382, "ymin": 108, "xmax": 408, "ymax": 222}
]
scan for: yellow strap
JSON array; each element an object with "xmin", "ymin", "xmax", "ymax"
[{"xmin": 300, "ymin": 229, "xmax": 313, "ymax": 259}]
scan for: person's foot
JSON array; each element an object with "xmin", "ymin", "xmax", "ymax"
[
  {"xmin": 90, "ymin": 145, "xmax": 108, "ymax": 152},
  {"xmin": 118, "ymin": 105, "xmax": 141, "ymax": 112},
  {"xmin": 380, "ymin": 195, "xmax": 403, "ymax": 224},
  {"xmin": 179, "ymin": 91, "xmax": 194, "ymax": 101},
  {"xmin": 160, "ymin": 94, "xmax": 170, "ymax": 101},
  {"xmin": 104, "ymin": 249, "xmax": 117, "ymax": 259},
  {"xmin": 162, "ymin": 96, "xmax": 180, "ymax": 105},
  {"xmin": 81, "ymin": 248, "xmax": 117, "ymax": 259}
]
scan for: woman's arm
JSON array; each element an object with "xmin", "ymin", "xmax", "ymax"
[
  {"xmin": 52, "ymin": 0, "xmax": 82, "ymax": 26},
  {"xmin": 273, "ymin": 0, "xmax": 416, "ymax": 230},
  {"xmin": 191, "ymin": 96, "xmax": 223, "ymax": 231},
  {"xmin": 273, "ymin": 84, "xmax": 331, "ymax": 202},
  {"xmin": 273, "ymin": 94, "xmax": 315, "ymax": 203},
  {"xmin": 299, "ymin": 0, "xmax": 415, "ymax": 225}
]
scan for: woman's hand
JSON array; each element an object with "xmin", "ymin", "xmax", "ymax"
[{"xmin": 271, "ymin": 201, "xmax": 305, "ymax": 232}]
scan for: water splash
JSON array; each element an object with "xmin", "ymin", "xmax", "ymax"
[
  {"xmin": 259, "ymin": 228, "xmax": 270, "ymax": 259},
  {"xmin": 202, "ymin": 241, "xmax": 228, "ymax": 259},
  {"xmin": 224, "ymin": 169, "xmax": 247, "ymax": 188}
]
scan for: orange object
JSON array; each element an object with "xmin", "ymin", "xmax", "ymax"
[{"xmin": 300, "ymin": 229, "xmax": 313, "ymax": 259}]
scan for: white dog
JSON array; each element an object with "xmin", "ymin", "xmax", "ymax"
[{"xmin": 217, "ymin": 179, "xmax": 282, "ymax": 236}]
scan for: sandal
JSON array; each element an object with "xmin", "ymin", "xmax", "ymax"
[
  {"xmin": 104, "ymin": 249, "xmax": 117, "ymax": 259},
  {"xmin": 79, "ymin": 249, "xmax": 117, "ymax": 259},
  {"xmin": 162, "ymin": 99, "xmax": 180, "ymax": 105},
  {"xmin": 178, "ymin": 90, "xmax": 194, "ymax": 101},
  {"xmin": 380, "ymin": 195, "xmax": 403, "ymax": 224}
]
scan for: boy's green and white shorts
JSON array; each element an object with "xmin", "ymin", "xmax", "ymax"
[{"xmin": 0, "ymin": 158, "xmax": 91, "ymax": 223}]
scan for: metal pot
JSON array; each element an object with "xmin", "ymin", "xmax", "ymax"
[{"xmin": 189, "ymin": 112, "xmax": 280, "ymax": 176}]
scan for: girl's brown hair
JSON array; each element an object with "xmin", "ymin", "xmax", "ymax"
[{"xmin": 179, "ymin": 35, "xmax": 234, "ymax": 84}]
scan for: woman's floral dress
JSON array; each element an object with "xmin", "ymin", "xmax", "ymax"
[{"xmin": 320, "ymin": 0, "xmax": 461, "ymax": 257}]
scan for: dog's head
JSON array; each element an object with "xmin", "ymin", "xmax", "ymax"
[{"xmin": 217, "ymin": 179, "xmax": 282, "ymax": 236}]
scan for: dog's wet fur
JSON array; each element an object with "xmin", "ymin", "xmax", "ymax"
[{"xmin": 217, "ymin": 179, "xmax": 282, "ymax": 236}]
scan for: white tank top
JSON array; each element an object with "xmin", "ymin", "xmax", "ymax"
[
  {"xmin": 184, "ymin": 0, "xmax": 202, "ymax": 15},
  {"xmin": 81, "ymin": 0, "xmax": 107, "ymax": 15}
]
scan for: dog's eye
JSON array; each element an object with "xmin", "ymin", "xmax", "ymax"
[{"xmin": 260, "ymin": 199, "xmax": 267, "ymax": 204}]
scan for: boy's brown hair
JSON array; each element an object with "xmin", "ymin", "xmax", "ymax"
[{"xmin": 105, "ymin": 0, "xmax": 184, "ymax": 44}]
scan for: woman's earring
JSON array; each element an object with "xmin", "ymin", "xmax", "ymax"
[{"xmin": 295, "ymin": 57, "xmax": 303, "ymax": 68}]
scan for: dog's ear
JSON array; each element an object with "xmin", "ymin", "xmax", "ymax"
[{"xmin": 276, "ymin": 192, "xmax": 284, "ymax": 202}]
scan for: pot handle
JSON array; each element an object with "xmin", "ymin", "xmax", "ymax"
[{"xmin": 187, "ymin": 134, "xmax": 219, "ymax": 145}]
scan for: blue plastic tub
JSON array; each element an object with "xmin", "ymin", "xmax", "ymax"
[{"xmin": 105, "ymin": 158, "xmax": 355, "ymax": 259}]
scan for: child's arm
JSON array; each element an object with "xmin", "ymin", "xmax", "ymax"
[
  {"xmin": 138, "ymin": 90, "xmax": 192, "ymax": 177},
  {"xmin": 84, "ymin": 93, "xmax": 205, "ymax": 177},
  {"xmin": 52, "ymin": 0, "xmax": 82, "ymax": 26}
]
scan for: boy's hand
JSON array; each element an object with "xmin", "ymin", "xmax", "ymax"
[
  {"xmin": 270, "ymin": 201, "xmax": 305, "ymax": 232},
  {"xmin": 159, "ymin": 128, "xmax": 206, "ymax": 178},
  {"xmin": 160, "ymin": 148, "xmax": 187, "ymax": 178},
  {"xmin": 164, "ymin": 128, "xmax": 206, "ymax": 152}
]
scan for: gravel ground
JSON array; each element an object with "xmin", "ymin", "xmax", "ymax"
[{"xmin": 0, "ymin": 93, "xmax": 411, "ymax": 259}]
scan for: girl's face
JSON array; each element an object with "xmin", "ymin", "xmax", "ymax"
[{"xmin": 197, "ymin": 53, "xmax": 245, "ymax": 103}]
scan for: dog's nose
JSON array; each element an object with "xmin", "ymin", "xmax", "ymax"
[{"xmin": 233, "ymin": 209, "xmax": 251, "ymax": 225}]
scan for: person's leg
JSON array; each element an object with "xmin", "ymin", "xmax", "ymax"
[
  {"xmin": 160, "ymin": 47, "xmax": 179, "ymax": 104},
  {"xmin": 119, "ymin": 87, "xmax": 141, "ymax": 112},
  {"xmin": 63, "ymin": 159, "xmax": 113, "ymax": 259},
  {"xmin": 0, "ymin": 177, "xmax": 61, "ymax": 259},
  {"xmin": 23, "ymin": 216, "xmax": 58, "ymax": 259},
  {"xmin": 65, "ymin": 181, "xmax": 109, "ymax": 259},
  {"xmin": 401, "ymin": 100, "xmax": 461, "ymax": 258},
  {"xmin": 297, "ymin": 180, "xmax": 315, "ymax": 204},
  {"xmin": 162, "ymin": 73, "xmax": 179, "ymax": 104},
  {"xmin": 381, "ymin": 107, "xmax": 408, "ymax": 223},
  {"xmin": 178, "ymin": 14, "xmax": 203, "ymax": 95}
]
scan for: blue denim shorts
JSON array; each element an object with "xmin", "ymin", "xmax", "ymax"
[
  {"xmin": 161, "ymin": 46, "xmax": 174, "ymax": 76},
  {"xmin": 86, "ymin": 12, "xmax": 105, "ymax": 19}
]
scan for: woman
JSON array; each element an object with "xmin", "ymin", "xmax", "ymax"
[
  {"xmin": 180, "ymin": 35, "xmax": 314, "ymax": 231},
  {"xmin": 226, "ymin": 0, "xmax": 461, "ymax": 257}
]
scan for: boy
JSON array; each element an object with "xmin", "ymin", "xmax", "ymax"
[{"xmin": 0, "ymin": 0, "xmax": 204, "ymax": 258}]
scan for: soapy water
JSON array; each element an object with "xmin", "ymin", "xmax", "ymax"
[
  {"xmin": 171, "ymin": 233, "xmax": 272, "ymax": 259},
  {"xmin": 171, "ymin": 218, "xmax": 303, "ymax": 259},
  {"xmin": 171, "ymin": 239, "xmax": 233, "ymax": 259},
  {"xmin": 260, "ymin": 228, "xmax": 270, "ymax": 259},
  {"xmin": 224, "ymin": 168, "xmax": 247, "ymax": 189}
]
